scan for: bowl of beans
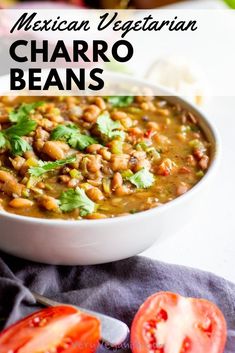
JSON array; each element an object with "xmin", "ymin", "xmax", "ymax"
[{"xmin": 0, "ymin": 76, "xmax": 219, "ymax": 265}]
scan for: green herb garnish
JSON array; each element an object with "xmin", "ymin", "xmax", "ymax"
[
  {"xmin": 29, "ymin": 156, "xmax": 76, "ymax": 177},
  {"xmin": 9, "ymin": 102, "xmax": 44, "ymax": 123},
  {"xmin": 0, "ymin": 103, "xmax": 40, "ymax": 156},
  {"xmin": 51, "ymin": 124, "xmax": 97, "ymax": 150},
  {"xmin": 97, "ymin": 112, "xmax": 125, "ymax": 141},
  {"xmin": 0, "ymin": 132, "xmax": 6, "ymax": 149},
  {"xmin": 8, "ymin": 136, "xmax": 32, "ymax": 156},
  {"xmin": 107, "ymin": 96, "xmax": 134, "ymax": 107},
  {"xmin": 50, "ymin": 124, "xmax": 78, "ymax": 140},
  {"xmin": 6, "ymin": 116, "xmax": 37, "ymax": 138},
  {"xmin": 59, "ymin": 187, "xmax": 95, "ymax": 216},
  {"xmin": 128, "ymin": 168, "xmax": 154, "ymax": 189}
]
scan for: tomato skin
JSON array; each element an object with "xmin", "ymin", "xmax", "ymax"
[
  {"xmin": 131, "ymin": 292, "xmax": 227, "ymax": 353},
  {"xmin": 0, "ymin": 305, "xmax": 100, "ymax": 353}
]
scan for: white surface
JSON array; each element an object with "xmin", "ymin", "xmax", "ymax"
[{"xmin": 142, "ymin": 97, "xmax": 235, "ymax": 283}]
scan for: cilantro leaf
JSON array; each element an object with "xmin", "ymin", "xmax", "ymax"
[
  {"xmin": 97, "ymin": 112, "xmax": 125, "ymax": 140},
  {"xmin": 0, "ymin": 132, "xmax": 6, "ymax": 149},
  {"xmin": 9, "ymin": 136, "xmax": 32, "ymax": 156},
  {"xmin": 9, "ymin": 102, "xmax": 44, "ymax": 123},
  {"xmin": 128, "ymin": 168, "xmax": 154, "ymax": 189},
  {"xmin": 0, "ymin": 102, "xmax": 42, "ymax": 156},
  {"xmin": 5, "ymin": 116, "xmax": 37, "ymax": 137},
  {"xmin": 107, "ymin": 96, "xmax": 134, "ymax": 107},
  {"xmin": 51, "ymin": 124, "xmax": 97, "ymax": 150},
  {"xmin": 59, "ymin": 187, "xmax": 95, "ymax": 216},
  {"xmin": 29, "ymin": 156, "xmax": 76, "ymax": 177},
  {"xmin": 50, "ymin": 124, "xmax": 78, "ymax": 141},
  {"xmin": 68, "ymin": 134, "xmax": 97, "ymax": 150}
]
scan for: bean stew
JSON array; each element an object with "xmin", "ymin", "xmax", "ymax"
[{"xmin": 0, "ymin": 96, "xmax": 210, "ymax": 220}]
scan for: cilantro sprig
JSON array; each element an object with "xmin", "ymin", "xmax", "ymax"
[
  {"xmin": 51, "ymin": 124, "xmax": 97, "ymax": 150},
  {"xmin": 59, "ymin": 187, "xmax": 96, "ymax": 216},
  {"xmin": 107, "ymin": 96, "xmax": 134, "ymax": 107},
  {"xmin": 9, "ymin": 136, "xmax": 32, "ymax": 156},
  {"xmin": 128, "ymin": 168, "xmax": 154, "ymax": 189},
  {"xmin": 5, "ymin": 115, "xmax": 37, "ymax": 138},
  {"xmin": 29, "ymin": 156, "xmax": 76, "ymax": 177},
  {"xmin": 9, "ymin": 102, "xmax": 43, "ymax": 123},
  {"xmin": 0, "ymin": 102, "xmax": 43, "ymax": 156},
  {"xmin": 97, "ymin": 112, "xmax": 125, "ymax": 141}
]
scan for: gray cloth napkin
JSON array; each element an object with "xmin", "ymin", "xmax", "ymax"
[{"xmin": 0, "ymin": 252, "xmax": 234, "ymax": 352}]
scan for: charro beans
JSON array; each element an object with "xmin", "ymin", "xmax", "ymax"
[{"xmin": 0, "ymin": 96, "xmax": 210, "ymax": 220}]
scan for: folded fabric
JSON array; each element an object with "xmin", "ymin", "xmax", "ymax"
[{"xmin": 0, "ymin": 251, "xmax": 234, "ymax": 352}]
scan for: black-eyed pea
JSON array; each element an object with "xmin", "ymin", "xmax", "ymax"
[
  {"xmin": 34, "ymin": 139, "xmax": 45, "ymax": 152},
  {"xmin": 38, "ymin": 195, "xmax": 59, "ymax": 211},
  {"xmin": 35, "ymin": 127, "xmax": 50, "ymax": 141},
  {"xmin": 58, "ymin": 175, "xmax": 71, "ymax": 184},
  {"xmin": 140, "ymin": 102, "xmax": 149, "ymax": 110},
  {"xmin": 146, "ymin": 121, "xmax": 159, "ymax": 131},
  {"xmin": 186, "ymin": 154, "xmax": 197, "ymax": 167},
  {"xmin": 176, "ymin": 183, "xmax": 189, "ymax": 196},
  {"xmin": 83, "ymin": 105, "xmax": 101, "ymax": 123},
  {"xmin": 55, "ymin": 141, "xmax": 70, "ymax": 152},
  {"xmin": 47, "ymin": 113, "xmax": 64, "ymax": 123},
  {"xmin": 37, "ymin": 182, "xmax": 45, "ymax": 189},
  {"xmin": 0, "ymin": 170, "xmax": 15, "ymax": 183},
  {"xmin": 9, "ymin": 198, "xmax": 33, "ymax": 209},
  {"xmin": 10, "ymin": 156, "xmax": 25, "ymax": 171},
  {"xmin": 87, "ymin": 155, "xmax": 101, "ymax": 173},
  {"xmin": 111, "ymin": 111, "xmax": 128, "ymax": 121},
  {"xmin": 111, "ymin": 155, "xmax": 129, "ymax": 171},
  {"xmin": 86, "ymin": 144, "xmax": 103, "ymax": 154},
  {"xmin": 94, "ymin": 97, "xmax": 106, "ymax": 110},
  {"xmin": 133, "ymin": 159, "xmax": 151, "ymax": 172},
  {"xmin": 128, "ymin": 127, "xmax": 143, "ymax": 137},
  {"xmin": 42, "ymin": 141, "xmax": 65, "ymax": 160},
  {"xmin": 114, "ymin": 185, "xmax": 130, "ymax": 196},
  {"xmin": 40, "ymin": 118, "xmax": 55, "ymax": 131},
  {"xmin": 24, "ymin": 150, "xmax": 37, "ymax": 159},
  {"xmin": 112, "ymin": 172, "xmax": 123, "ymax": 190},
  {"xmin": 86, "ymin": 187, "xmax": 104, "ymax": 202},
  {"xmin": 199, "ymin": 155, "xmax": 209, "ymax": 170},
  {"xmin": 0, "ymin": 179, "xmax": 24, "ymax": 197},
  {"xmin": 86, "ymin": 213, "xmax": 107, "ymax": 219},
  {"xmin": 99, "ymin": 148, "xmax": 111, "ymax": 161}
]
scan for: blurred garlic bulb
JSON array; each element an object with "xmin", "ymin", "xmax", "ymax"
[{"xmin": 145, "ymin": 56, "xmax": 210, "ymax": 106}]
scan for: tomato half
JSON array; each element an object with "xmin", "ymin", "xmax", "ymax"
[
  {"xmin": 0, "ymin": 305, "xmax": 100, "ymax": 353},
  {"xmin": 131, "ymin": 292, "xmax": 227, "ymax": 353}
]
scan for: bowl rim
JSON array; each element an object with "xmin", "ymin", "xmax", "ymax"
[{"xmin": 0, "ymin": 74, "xmax": 221, "ymax": 226}]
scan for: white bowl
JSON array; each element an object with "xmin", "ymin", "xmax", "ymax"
[{"xmin": 0, "ymin": 76, "xmax": 220, "ymax": 265}]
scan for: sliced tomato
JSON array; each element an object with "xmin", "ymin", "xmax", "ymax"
[
  {"xmin": 0, "ymin": 305, "xmax": 100, "ymax": 353},
  {"xmin": 131, "ymin": 292, "xmax": 227, "ymax": 353}
]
